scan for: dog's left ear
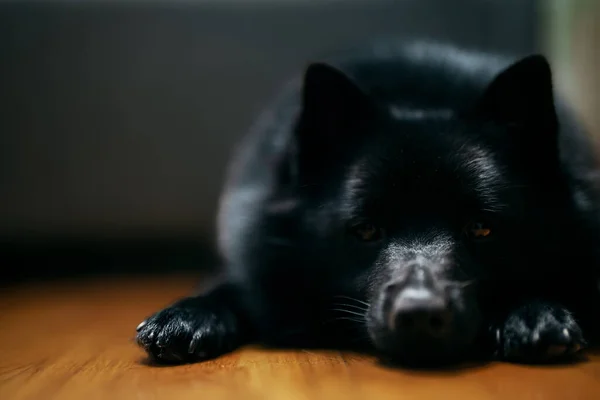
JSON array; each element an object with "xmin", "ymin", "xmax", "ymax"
[{"xmin": 476, "ymin": 55, "xmax": 558, "ymax": 131}]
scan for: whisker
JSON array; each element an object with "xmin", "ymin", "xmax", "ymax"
[
  {"xmin": 332, "ymin": 317, "xmax": 366, "ymax": 323},
  {"xmin": 333, "ymin": 295, "xmax": 370, "ymax": 307},
  {"xmin": 332, "ymin": 303, "xmax": 368, "ymax": 312},
  {"xmin": 459, "ymin": 279, "xmax": 477, "ymax": 289},
  {"xmin": 323, "ymin": 317, "xmax": 368, "ymax": 325},
  {"xmin": 331, "ymin": 308, "xmax": 367, "ymax": 318},
  {"xmin": 481, "ymin": 208, "xmax": 500, "ymax": 213}
]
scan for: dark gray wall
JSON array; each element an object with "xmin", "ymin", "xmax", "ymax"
[{"xmin": 0, "ymin": 0, "xmax": 537, "ymax": 248}]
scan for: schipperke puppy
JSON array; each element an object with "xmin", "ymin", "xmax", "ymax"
[{"xmin": 136, "ymin": 40, "xmax": 600, "ymax": 367}]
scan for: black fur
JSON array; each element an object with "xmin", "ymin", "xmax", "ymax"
[{"xmin": 136, "ymin": 40, "xmax": 600, "ymax": 367}]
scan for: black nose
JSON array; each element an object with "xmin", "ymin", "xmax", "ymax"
[
  {"xmin": 391, "ymin": 292, "xmax": 452, "ymax": 338},
  {"xmin": 388, "ymin": 266, "xmax": 453, "ymax": 338}
]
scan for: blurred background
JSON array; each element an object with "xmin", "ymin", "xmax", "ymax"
[{"xmin": 1, "ymin": 0, "xmax": 598, "ymax": 284}]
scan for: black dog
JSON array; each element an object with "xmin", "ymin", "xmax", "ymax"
[{"xmin": 136, "ymin": 40, "xmax": 600, "ymax": 367}]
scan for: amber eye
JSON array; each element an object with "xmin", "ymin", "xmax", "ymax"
[
  {"xmin": 351, "ymin": 222, "xmax": 383, "ymax": 242},
  {"xmin": 465, "ymin": 221, "xmax": 492, "ymax": 239}
]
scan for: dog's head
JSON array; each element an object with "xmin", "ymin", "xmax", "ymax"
[{"xmin": 289, "ymin": 50, "xmax": 568, "ymax": 365}]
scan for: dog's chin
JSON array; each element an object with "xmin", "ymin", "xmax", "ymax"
[
  {"xmin": 378, "ymin": 339, "xmax": 471, "ymax": 368},
  {"xmin": 367, "ymin": 323, "xmax": 480, "ymax": 368}
]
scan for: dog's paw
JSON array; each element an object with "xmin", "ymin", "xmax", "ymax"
[
  {"xmin": 493, "ymin": 301, "xmax": 586, "ymax": 363},
  {"xmin": 135, "ymin": 297, "xmax": 239, "ymax": 364}
]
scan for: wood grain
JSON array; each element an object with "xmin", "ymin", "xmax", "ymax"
[{"xmin": 1, "ymin": 275, "xmax": 598, "ymax": 400}]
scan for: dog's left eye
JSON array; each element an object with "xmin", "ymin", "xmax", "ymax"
[
  {"xmin": 350, "ymin": 222, "xmax": 383, "ymax": 242},
  {"xmin": 465, "ymin": 221, "xmax": 492, "ymax": 239}
]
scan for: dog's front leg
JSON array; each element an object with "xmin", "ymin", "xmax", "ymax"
[
  {"xmin": 135, "ymin": 281, "xmax": 251, "ymax": 364},
  {"xmin": 487, "ymin": 299, "xmax": 587, "ymax": 364}
]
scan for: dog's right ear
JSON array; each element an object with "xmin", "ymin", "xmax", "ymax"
[
  {"xmin": 300, "ymin": 62, "xmax": 374, "ymax": 133},
  {"xmin": 294, "ymin": 63, "xmax": 375, "ymax": 182}
]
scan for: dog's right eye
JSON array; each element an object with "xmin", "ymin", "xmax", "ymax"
[
  {"xmin": 350, "ymin": 222, "xmax": 384, "ymax": 242},
  {"xmin": 464, "ymin": 221, "xmax": 493, "ymax": 240}
]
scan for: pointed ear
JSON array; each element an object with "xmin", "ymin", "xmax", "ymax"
[
  {"xmin": 299, "ymin": 62, "xmax": 374, "ymax": 134},
  {"xmin": 294, "ymin": 62, "xmax": 375, "ymax": 181},
  {"xmin": 476, "ymin": 55, "xmax": 558, "ymax": 130}
]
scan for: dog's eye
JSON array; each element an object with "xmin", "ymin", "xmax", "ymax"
[
  {"xmin": 465, "ymin": 222, "xmax": 492, "ymax": 239},
  {"xmin": 351, "ymin": 222, "xmax": 383, "ymax": 242}
]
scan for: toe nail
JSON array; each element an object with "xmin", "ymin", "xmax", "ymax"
[
  {"xmin": 532, "ymin": 331, "xmax": 540, "ymax": 342},
  {"xmin": 188, "ymin": 340, "xmax": 198, "ymax": 354},
  {"xmin": 136, "ymin": 320, "xmax": 147, "ymax": 332},
  {"xmin": 562, "ymin": 328, "xmax": 570, "ymax": 338}
]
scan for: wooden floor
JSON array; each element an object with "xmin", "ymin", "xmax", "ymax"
[{"xmin": 1, "ymin": 275, "xmax": 599, "ymax": 400}]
